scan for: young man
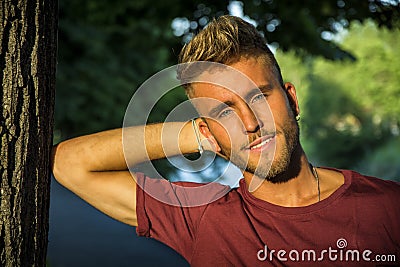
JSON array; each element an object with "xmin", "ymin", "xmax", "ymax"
[{"xmin": 52, "ymin": 16, "xmax": 400, "ymax": 266}]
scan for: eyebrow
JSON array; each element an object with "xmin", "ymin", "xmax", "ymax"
[
  {"xmin": 244, "ymin": 84, "xmax": 274, "ymax": 102},
  {"xmin": 208, "ymin": 84, "xmax": 274, "ymax": 117},
  {"xmin": 209, "ymin": 100, "xmax": 234, "ymax": 117}
]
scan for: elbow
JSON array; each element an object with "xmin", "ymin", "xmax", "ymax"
[
  {"xmin": 51, "ymin": 142, "xmax": 70, "ymax": 186},
  {"xmin": 51, "ymin": 141, "xmax": 85, "ymax": 188},
  {"xmin": 51, "ymin": 143, "xmax": 62, "ymax": 182}
]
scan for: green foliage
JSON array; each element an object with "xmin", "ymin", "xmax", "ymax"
[
  {"xmin": 183, "ymin": 0, "xmax": 400, "ymax": 59},
  {"xmin": 354, "ymin": 137, "xmax": 400, "ymax": 181},
  {"xmin": 276, "ymin": 20, "xmax": 400, "ymax": 176},
  {"xmin": 55, "ymin": 0, "xmax": 400, "ymax": 140},
  {"xmin": 338, "ymin": 21, "xmax": 400, "ymax": 121},
  {"xmin": 55, "ymin": 1, "xmax": 399, "ymax": 179},
  {"xmin": 55, "ymin": 0, "xmax": 182, "ymax": 139}
]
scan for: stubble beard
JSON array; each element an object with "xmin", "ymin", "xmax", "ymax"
[
  {"xmin": 262, "ymin": 118, "xmax": 300, "ymax": 183},
  {"xmin": 223, "ymin": 117, "xmax": 300, "ymax": 184}
]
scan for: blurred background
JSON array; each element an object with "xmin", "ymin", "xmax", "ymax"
[{"xmin": 48, "ymin": 0, "xmax": 400, "ymax": 266}]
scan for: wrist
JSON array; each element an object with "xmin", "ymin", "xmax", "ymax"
[
  {"xmin": 191, "ymin": 119, "xmax": 204, "ymax": 155},
  {"xmin": 178, "ymin": 120, "xmax": 201, "ymax": 154}
]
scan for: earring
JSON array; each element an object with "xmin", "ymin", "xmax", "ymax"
[{"xmin": 295, "ymin": 114, "xmax": 301, "ymax": 121}]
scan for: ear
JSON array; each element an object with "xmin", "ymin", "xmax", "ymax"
[
  {"xmin": 284, "ymin": 82, "xmax": 300, "ymax": 116},
  {"xmin": 198, "ymin": 120, "xmax": 221, "ymax": 152}
]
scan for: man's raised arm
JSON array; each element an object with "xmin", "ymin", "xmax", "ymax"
[{"xmin": 51, "ymin": 121, "xmax": 201, "ymax": 226}]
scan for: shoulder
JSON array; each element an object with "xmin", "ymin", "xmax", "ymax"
[
  {"xmin": 136, "ymin": 172, "xmax": 236, "ymax": 207},
  {"xmin": 342, "ymin": 169, "xmax": 400, "ymax": 199}
]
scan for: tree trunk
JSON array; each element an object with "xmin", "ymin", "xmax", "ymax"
[{"xmin": 0, "ymin": 0, "xmax": 58, "ymax": 266}]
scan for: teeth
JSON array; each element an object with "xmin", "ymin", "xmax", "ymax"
[{"xmin": 250, "ymin": 138, "xmax": 272, "ymax": 149}]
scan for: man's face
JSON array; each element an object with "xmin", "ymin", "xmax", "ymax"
[{"xmin": 190, "ymin": 57, "xmax": 300, "ymax": 182}]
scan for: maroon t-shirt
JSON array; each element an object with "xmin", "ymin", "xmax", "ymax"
[{"xmin": 136, "ymin": 169, "xmax": 400, "ymax": 266}]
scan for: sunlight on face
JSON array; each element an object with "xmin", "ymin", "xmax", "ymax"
[{"xmin": 189, "ymin": 57, "xmax": 300, "ymax": 188}]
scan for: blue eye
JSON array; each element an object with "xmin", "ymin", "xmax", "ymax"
[
  {"xmin": 218, "ymin": 109, "xmax": 233, "ymax": 118},
  {"xmin": 251, "ymin": 94, "xmax": 265, "ymax": 103}
]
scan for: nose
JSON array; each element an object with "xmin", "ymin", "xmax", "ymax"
[{"xmin": 240, "ymin": 104, "xmax": 263, "ymax": 134}]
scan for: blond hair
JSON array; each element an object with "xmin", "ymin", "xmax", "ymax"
[{"xmin": 177, "ymin": 15, "xmax": 284, "ymax": 94}]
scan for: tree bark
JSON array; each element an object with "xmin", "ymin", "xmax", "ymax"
[{"xmin": 0, "ymin": 0, "xmax": 58, "ymax": 266}]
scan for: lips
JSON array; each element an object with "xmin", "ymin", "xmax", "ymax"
[{"xmin": 246, "ymin": 134, "xmax": 275, "ymax": 150}]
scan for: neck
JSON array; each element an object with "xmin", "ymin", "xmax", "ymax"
[{"xmin": 243, "ymin": 150, "xmax": 320, "ymax": 207}]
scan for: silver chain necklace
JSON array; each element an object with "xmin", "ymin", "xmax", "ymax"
[{"xmin": 310, "ymin": 164, "xmax": 321, "ymax": 202}]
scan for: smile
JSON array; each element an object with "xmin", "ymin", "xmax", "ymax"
[
  {"xmin": 250, "ymin": 137, "xmax": 273, "ymax": 149},
  {"xmin": 246, "ymin": 134, "xmax": 276, "ymax": 151}
]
